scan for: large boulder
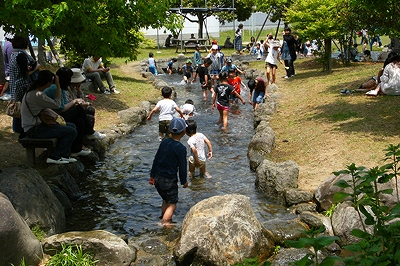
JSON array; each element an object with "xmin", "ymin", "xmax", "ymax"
[
  {"xmin": 284, "ymin": 188, "xmax": 313, "ymax": 207},
  {"xmin": 0, "ymin": 166, "xmax": 65, "ymax": 235},
  {"xmin": 255, "ymin": 159, "xmax": 299, "ymax": 203},
  {"xmin": 174, "ymin": 194, "xmax": 275, "ymax": 265},
  {"xmin": 0, "ymin": 193, "xmax": 43, "ymax": 266},
  {"xmin": 43, "ymin": 230, "xmax": 135, "ymax": 266}
]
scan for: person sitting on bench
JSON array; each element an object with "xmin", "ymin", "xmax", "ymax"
[
  {"xmin": 45, "ymin": 67, "xmax": 106, "ymax": 157},
  {"xmin": 21, "ymin": 70, "xmax": 78, "ymax": 164}
]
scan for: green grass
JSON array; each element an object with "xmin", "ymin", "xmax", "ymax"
[{"xmin": 46, "ymin": 244, "xmax": 98, "ymax": 266}]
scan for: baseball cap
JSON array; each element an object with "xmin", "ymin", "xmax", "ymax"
[
  {"xmin": 186, "ymin": 59, "xmax": 192, "ymax": 64},
  {"xmin": 226, "ymin": 58, "xmax": 233, "ymax": 63},
  {"xmin": 169, "ymin": 117, "xmax": 187, "ymax": 134},
  {"xmin": 212, "ymin": 44, "xmax": 218, "ymax": 50}
]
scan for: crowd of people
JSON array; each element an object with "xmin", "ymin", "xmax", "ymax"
[{"xmin": 2, "ymin": 35, "xmax": 114, "ymax": 164}]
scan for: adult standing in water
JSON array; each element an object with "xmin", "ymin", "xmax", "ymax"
[
  {"xmin": 235, "ymin": 24, "xmax": 244, "ymax": 55},
  {"xmin": 281, "ymin": 27, "xmax": 297, "ymax": 78}
]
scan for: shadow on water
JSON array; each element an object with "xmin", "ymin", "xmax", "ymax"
[{"xmin": 66, "ymin": 73, "xmax": 295, "ymax": 238}]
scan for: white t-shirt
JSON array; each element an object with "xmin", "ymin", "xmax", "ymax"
[
  {"xmin": 156, "ymin": 99, "xmax": 178, "ymax": 121},
  {"xmin": 148, "ymin": 58, "xmax": 156, "ymax": 67},
  {"xmin": 82, "ymin": 57, "xmax": 103, "ymax": 73},
  {"xmin": 180, "ymin": 103, "xmax": 195, "ymax": 116},
  {"xmin": 266, "ymin": 47, "xmax": 280, "ymax": 65},
  {"xmin": 187, "ymin": 133, "xmax": 207, "ymax": 161}
]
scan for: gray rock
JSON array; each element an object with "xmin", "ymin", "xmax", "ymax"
[
  {"xmin": 291, "ymin": 202, "xmax": 317, "ymax": 214},
  {"xmin": 0, "ymin": 193, "xmax": 43, "ymax": 266},
  {"xmin": 43, "ymin": 230, "xmax": 135, "ymax": 266},
  {"xmin": 314, "ymin": 173, "xmax": 353, "ymax": 211},
  {"xmin": 331, "ymin": 201, "xmax": 373, "ymax": 246},
  {"xmin": 255, "ymin": 159, "xmax": 299, "ymax": 202},
  {"xmin": 48, "ymin": 184, "xmax": 73, "ymax": 215},
  {"xmin": 299, "ymin": 212, "xmax": 330, "ymax": 232},
  {"xmin": 140, "ymin": 238, "xmax": 170, "ymax": 255},
  {"xmin": 263, "ymin": 219, "xmax": 308, "ymax": 246},
  {"xmin": 248, "ymin": 122, "xmax": 276, "ymax": 171},
  {"xmin": 269, "ymin": 247, "xmax": 313, "ymax": 266},
  {"xmin": 42, "ymin": 168, "xmax": 82, "ymax": 200},
  {"xmin": 284, "ymin": 188, "xmax": 313, "ymax": 207},
  {"xmin": 0, "ymin": 166, "xmax": 65, "ymax": 235},
  {"xmin": 117, "ymin": 106, "xmax": 147, "ymax": 126},
  {"xmin": 174, "ymin": 194, "xmax": 275, "ymax": 266}
]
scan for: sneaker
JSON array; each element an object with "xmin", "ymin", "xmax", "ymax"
[
  {"xmin": 366, "ymin": 90, "xmax": 378, "ymax": 96},
  {"xmin": 111, "ymin": 88, "xmax": 120, "ymax": 94},
  {"xmin": 87, "ymin": 131, "xmax": 106, "ymax": 140},
  {"xmin": 61, "ymin": 157, "xmax": 78, "ymax": 162},
  {"xmin": 46, "ymin": 158, "xmax": 69, "ymax": 164},
  {"xmin": 103, "ymin": 90, "xmax": 111, "ymax": 95},
  {"xmin": 283, "ymin": 76, "xmax": 289, "ymax": 79},
  {"xmin": 71, "ymin": 149, "xmax": 91, "ymax": 157}
]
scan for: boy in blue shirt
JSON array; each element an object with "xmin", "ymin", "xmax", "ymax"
[{"xmin": 149, "ymin": 117, "xmax": 188, "ymax": 225}]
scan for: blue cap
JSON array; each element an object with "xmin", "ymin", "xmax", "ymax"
[{"xmin": 169, "ymin": 117, "xmax": 187, "ymax": 134}]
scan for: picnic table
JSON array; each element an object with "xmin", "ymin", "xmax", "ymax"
[{"xmin": 174, "ymin": 38, "xmax": 210, "ymax": 53}]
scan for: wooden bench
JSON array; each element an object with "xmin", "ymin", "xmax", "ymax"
[{"xmin": 19, "ymin": 137, "xmax": 57, "ymax": 167}]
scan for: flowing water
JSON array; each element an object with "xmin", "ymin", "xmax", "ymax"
[{"xmin": 66, "ymin": 72, "xmax": 295, "ymax": 240}]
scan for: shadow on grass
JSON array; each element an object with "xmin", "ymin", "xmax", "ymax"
[{"xmin": 309, "ymin": 96, "xmax": 400, "ymax": 137}]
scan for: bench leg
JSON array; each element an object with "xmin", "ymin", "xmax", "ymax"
[{"xmin": 26, "ymin": 148, "xmax": 35, "ymax": 167}]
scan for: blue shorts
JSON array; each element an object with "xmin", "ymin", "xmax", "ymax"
[
  {"xmin": 210, "ymin": 70, "xmax": 220, "ymax": 75},
  {"xmin": 155, "ymin": 175, "xmax": 179, "ymax": 204},
  {"xmin": 253, "ymin": 91, "xmax": 265, "ymax": 103}
]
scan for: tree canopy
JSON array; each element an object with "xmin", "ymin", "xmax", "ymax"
[{"xmin": 0, "ymin": 0, "xmax": 173, "ymax": 62}]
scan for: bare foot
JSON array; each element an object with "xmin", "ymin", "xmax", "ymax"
[{"xmin": 201, "ymin": 172, "xmax": 212, "ymax": 178}]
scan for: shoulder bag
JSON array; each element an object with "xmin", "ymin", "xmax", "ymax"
[{"xmin": 5, "ymin": 100, "xmax": 21, "ymax": 118}]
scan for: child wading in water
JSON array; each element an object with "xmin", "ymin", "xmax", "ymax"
[
  {"xmin": 147, "ymin": 86, "xmax": 184, "ymax": 141},
  {"xmin": 212, "ymin": 71, "xmax": 246, "ymax": 130},
  {"xmin": 192, "ymin": 57, "xmax": 214, "ymax": 101},
  {"xmin": 180, "ymin": 99, "xmax": 196, "ymax": 120},
  {"xmin": 148, "ymin": 52, "xmax": 158, "ymax": 75},
  {"xmin": 185, "ymin": 119, "xmax": 213, "ymax": 179},
  {"xmin": 149, "ymin": 117, "xmax": 188, "ymax": 225}
]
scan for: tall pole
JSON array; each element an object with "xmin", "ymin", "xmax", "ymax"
[
  {"xmin": 232, "ymin": 0, "xmax": 235, "ymax": 53},
  {"xmin": 156, "ymin": 28, "xmax": 161, "ymax": 53},
  {"xmin": 179, "ymin": 0, "xmax": 184, "ymax": 55}
]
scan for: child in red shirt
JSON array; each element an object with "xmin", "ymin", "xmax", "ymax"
[{"xmin": 227, "ymin": 69, "xmax": 248, "ymax": 106}]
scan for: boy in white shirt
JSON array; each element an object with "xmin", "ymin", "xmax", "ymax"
[
  {"xmin": 180, "ymin": 99, "xmax": 196, "ymax": 120},
  {"xmin": 147, "ymin": 87, "xmax": 184, "ymax": 141},
  {"xmin": 186, "ymin": 119, "xmax": 213, "ymax": 178}
]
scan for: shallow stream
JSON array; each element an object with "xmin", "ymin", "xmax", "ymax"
[{"xmin": 66, "ymin": 72, "xmax": 296, "ymax": 241}]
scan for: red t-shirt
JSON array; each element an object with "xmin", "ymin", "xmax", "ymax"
[{"xmin": 228, "ymin": 76, "xmax": 242, "ymax": 94}]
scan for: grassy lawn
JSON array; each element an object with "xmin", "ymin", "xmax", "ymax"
[{"xmin": 251, "ymin": 57, "xmax": 400, "ymax": 190}]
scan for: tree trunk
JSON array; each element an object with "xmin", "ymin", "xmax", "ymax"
[
  {"xmin": 37, "ymin": 39, "xmax": 47, "ymax": 67},
  {"xmin": 325, "ymin": 38, "xmax": 332, "ymax": 73},
  {"xmin": 198, "ymin": 14, "xmax": 204, "ymax": 39},
  {"xmin": 46, "ymin": 37, "xmax": 64, "ymax": 67}
]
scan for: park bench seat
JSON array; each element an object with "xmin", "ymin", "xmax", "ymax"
[{"xmin": 19, "ymin": 137, "xmax": 57, "ymax": 167}]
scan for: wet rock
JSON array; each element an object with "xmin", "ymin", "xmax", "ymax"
[
  {"xmin": 0, "ymin": 193, "xmax": 43, "ymax": 266},
  {"xmin": 134, "ymin": 255, "xmax": 175, "ymax": 266},
  {"xmin": 43, "ymin": 230, "xmax": 135, "ymax": 266},
  {"xmin": 174, "ymin": 194, "xmax": 275, "ymax": 266},
  {"xmin": 291, "ymin": 202, "xmax": 317, "ymax": 214},
  {"xmin": 268, "ymin": 247, "xmax": 326, "ymax": 265},
  {"xmin": 0, "ymin": 166, "xmax": 65, "ymax": 235},
  {"xmin": 284, "ymin": 188, "xmax": 313, "ymax": 207},
  {"xmin": 48, "ymin": 184, "xmax": 73, "ymax": 215},
  {"xmin": 140, "ymin": 238, "xmax": 170, "ymax": 255},
  {"xmin": 42, "ymin": 167, "xmax": 82, "ymax": 200},
  {"xmin": 263, "ymin": 219, "xmax": 308, "ymax": 246}
]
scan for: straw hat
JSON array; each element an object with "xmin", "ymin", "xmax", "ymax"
[{"xmin": 70, "ymin": 68, "xmax": 86, "ymax": 83}]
